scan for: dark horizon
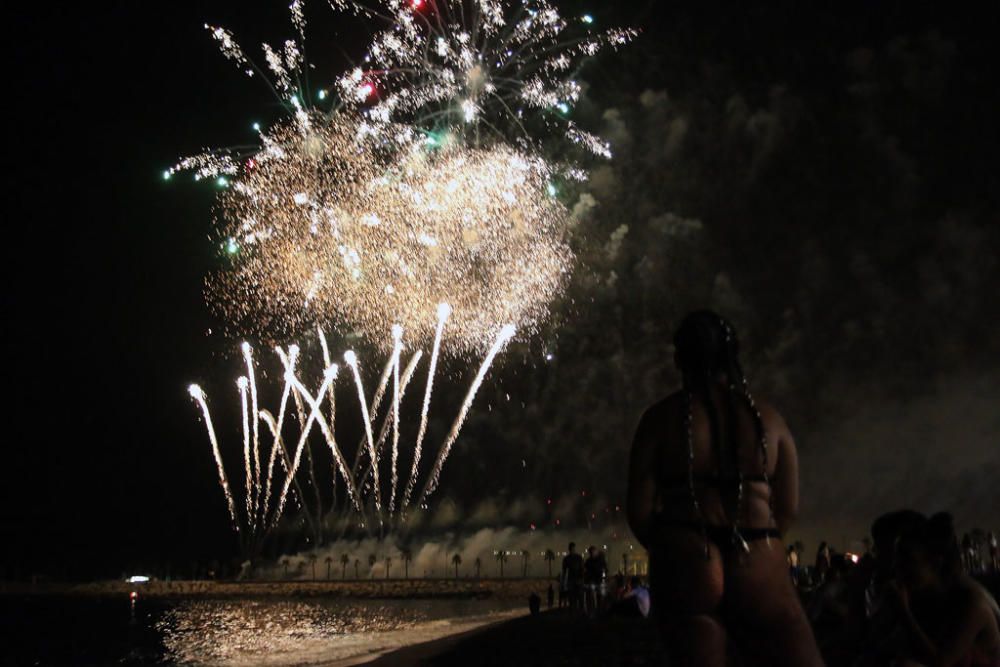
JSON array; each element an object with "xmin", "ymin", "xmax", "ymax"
[{"xmin": 3, "ymin": 0, "xmax": 999, "ymax": 579}]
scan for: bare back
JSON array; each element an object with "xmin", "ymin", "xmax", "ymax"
[
  {"xmin": 649, "ymin": 388, "xmax": 796, "ymax": 530},
  {"xmin": 627, "ymin": 386, "xmax": 822, "ymax": 667}
]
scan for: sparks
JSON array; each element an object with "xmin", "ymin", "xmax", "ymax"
[
  {"xmin": 332, "ymin": 0, "xmax": 636, "ymax": 155},
  {"xmin": 198, "ymin": 113, "xmax": 570, "ymax": 353}
]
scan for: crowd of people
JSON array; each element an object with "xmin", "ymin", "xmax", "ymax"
[
  {"xmin": 799, "ymin": 512, "xmax": 1000, "ymax": 666},
  {"xmin": 787, "ymin": 530, "xmax": 1000, "ymax": 595},
  {"xmin": 622, "ymin": 310, "xmax": 1000, "ymax": 666},
  {"xmin": 543, "ymin": 514, "xmax": 999, "ymax": 666},
  {"xmin": 548, "ymin": 542, "xmax": 651, "ymax": 618}
]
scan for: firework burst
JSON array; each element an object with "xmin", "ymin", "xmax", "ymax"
[
  {"xmin": 204, "ymin": 111, "xmax": 571, "ymax": 353},
  {"xmin": 174, "ymin": 1, "xmax": 632, "ymax": 541},
  {"xmin": 332, "ymin": 0, "xmax": 636, "ymax": 156}
]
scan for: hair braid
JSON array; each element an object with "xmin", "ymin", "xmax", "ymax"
[
  {"xmin": 719, "ymin": 318, "xmax": 749, "ymax": 554},
  {"xmin": 683, "ymin": 390, "xmax": 710, "ymax": 560},
  {"xmin": 674, "ymin": 310, "xmax": 776, "ymax": 558}
]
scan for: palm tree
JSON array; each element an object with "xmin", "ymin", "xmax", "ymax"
[
  {"xmin": 368, "ymin": 554, "xmax": 377, "ymax": 579},
  {"xmin": 324, "ymin": 556, "xmax": 333, "ymax": 581},
  {"xmin": 354, "ymin": 559, "xmax": 360, "ymax": 579},
  {"xmin": 280, "ymin": 556, "xmax": 290, "ymax": 579},
  {"xmin": 401, "ymin": 549, "xmax": 413, "ymax": 579},
  {"xmin": 385, "ymin": 556, "xmax": 392, "ymax": 579},
  {"xmin": 521, "ymin": 550, "xmax": 530, "ymax": 577},
  {"xmin": 451, "ymin": 554, "xmax": 462, "ymax": 579},
  {"xmin": 340, "ymin": 554, "xmax": 350, "ymax": 580},
  {"xmin": 307, "ymin": 553, "xmax": 318, "ymax": 580},
  {"xmin": 474, "ymin": 557, "xmax": 482, "ymax": 579},
  {"xmin": 495, "ymin": 551, "xmax": 507, "ymax": 578},
  {"xmin": 544, "ymin": 549, "xmax": 556, "ymax": 577}
]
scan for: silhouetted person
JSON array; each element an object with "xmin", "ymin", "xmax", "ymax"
[
  {"xmin": 584, "ymin": 545, "xmax": 608, "ymax": 614},
  {"xmin": 787, "ymin": 544, "xmax": 802, "ymax": 588},
  {"xmin": 547, "ymin": 582, "xmax": 554, "ymax": 609},
  {"xmin": 892, "ymin": 513, "xmax": 1000, "ymax": 666},
  {"xmin": 815, "ymin": 541, "xmax": 832, "ymax": 584},
  {"xmin": 529, "ymin": 592, "xmax": 541, "ymax": 616},
  {"xmin": 848, "ymin": 509, "xmax": 926, "ymax": 662},
  {"xmin": 627, "ymin": 311, "xmax": 823, "ymax": 666},
  {"xmin": 990, "ymin": 532, "xmax": 999, "ymax": 573},
  {"xmin": 561, "ymin": 542, "xmax": 584, "ymax": 611}
]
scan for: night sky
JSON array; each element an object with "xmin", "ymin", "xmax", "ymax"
[{"xmin": 3, "ymin": 1, "xmax": 998, "ymax": 579}]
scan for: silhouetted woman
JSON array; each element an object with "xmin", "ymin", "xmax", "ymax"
[
  {"xmin": 892, "ymin": 513, "xmax": 1000, "ymax": 666},
  {"xmin": 627, "ymin": 310, "xmax": 823, "ymax": 666}
]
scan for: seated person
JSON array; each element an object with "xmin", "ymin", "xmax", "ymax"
[
  {"xmin": 892, "ymin": 513, "xmax": 1000, "ymax": 667},
  {"xmin": 611, "ymin": 576, "xmax": 651, "ymax": 618}
]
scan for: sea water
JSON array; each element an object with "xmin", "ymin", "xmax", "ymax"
[{"xmin": 2, "ymin": 595, "xmax": 523, "ymax": 665}]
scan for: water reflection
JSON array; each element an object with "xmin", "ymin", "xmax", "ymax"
[{"xmin": 156, "ymin": 598, "xmax": 516, "ymax": 666}]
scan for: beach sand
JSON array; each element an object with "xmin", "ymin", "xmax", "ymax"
[
  {"xmin": 323, "ymin": 609, "xmax": 527, "ymax": 666},
  {"xmin": 342, "ymin": 609, "xmax": 667, "ymax": 666}
]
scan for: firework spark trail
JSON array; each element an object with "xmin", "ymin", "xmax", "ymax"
[
  {"xmin": 418, "ymin": 324, "xmax": 516, "ymax": 506},
  {"xmin": 317, "ymin": 328, "xmax": 339, "ymax": 507},
  {"xmin": 259, "ymin": 409, "xmax": 319, "ymax": 538},
  {"xmin": 344, "ymin": 351, "xmax": 382, "ymax": 517},
  {"xmin": 237, "ymin": 376, "xmax": 254, "ymax": 525},
  {"xmin": 356, "ymin": 351, "xmax": 424, "ymax": 506},
  {"xmin": 349, "ymin": 353, "xmax": 396, "ymax": 484},
  {"xmin": 403, "ymin": 302, "xmax": 450, "ymax": 512},
  {"xmin": 285, "ymin": 373, "xmax": 364, "ymax": 513},
  {"xmin": 188, "ymin": 385, "xmax": 239, "ymax": 529},
  {"xmin": 360, "ymin": 349, "xmax": 422, "ymax": 514},
  {"xmin": 291, "ymin": 377, "xmax": 308, "ymax": 431},
  {"xmin": 282, "ymin": 347, "xmax": 327, "ymax": 526},
  {"xmin": 241, "ymin": 343, "xmax": 262, "ymax": 523},
  {"xmin": 287, "ymin": 365, "xmax": 325, "ymax": 522},
  {"xmin": 317, "ymin": 329, "xmax": 337, "ymax": 432},
  {"xmin": 302, "ymin": 424, "xmax": 324, "ymax": 535},
  {"xmin": 261, "ymin": 345, "xmax": 299, "ymax": 525},
  {"xmin": 273, "ymin": 365, "xmax": 339, "ymax": 524},
  {"xmin": 389, "ymin": 325, "xmax": 403, "ymax": 512}
]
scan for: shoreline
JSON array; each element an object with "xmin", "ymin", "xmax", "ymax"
[
  {"xmin": 0, "ymin": 577, "xmax": 554, "ymax": 600},
  {"xmin": 345, "ymin": 608, "xmax": 670, "ymax": 666},
  {"xmin": 321, "ymin": 610, "xmax": 525, "ymax": 667}
]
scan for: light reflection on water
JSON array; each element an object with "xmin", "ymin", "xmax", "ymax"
[{"xmin": 156, "ymin": 598, "xmax": 520, "ymax": 666}]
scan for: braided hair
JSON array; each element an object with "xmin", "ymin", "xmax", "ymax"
[{"xmin": 673, "ymin": 310, "xmax": 774, "ymax": 559}]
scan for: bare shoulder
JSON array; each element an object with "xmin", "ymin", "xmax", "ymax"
[
  {"xmin": 754, "ymin": 397, "xmax": 795, "ymax": 454},
  {"xmin": 752, "ymin": 398, "xmax": 794, "ymax": 441},
  {"xmin": 957, "ymin": 576, "xmax": 998, "ymax": 619},
  {"xmin": 639, "ymin": 392, "xmax": 683, "ymax": 424},
  {"xmin": 633, "ymin": 393, "xmax": 682, "ymax": 439}
]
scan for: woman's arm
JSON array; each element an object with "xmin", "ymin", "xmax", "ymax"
[
  {"xmin": 627, "ymin": 409, "xmax": 658, "ymax": 549},
  {"xmin": 768, "ymin": 407, "xmax": 799, "ymax": 535}
]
